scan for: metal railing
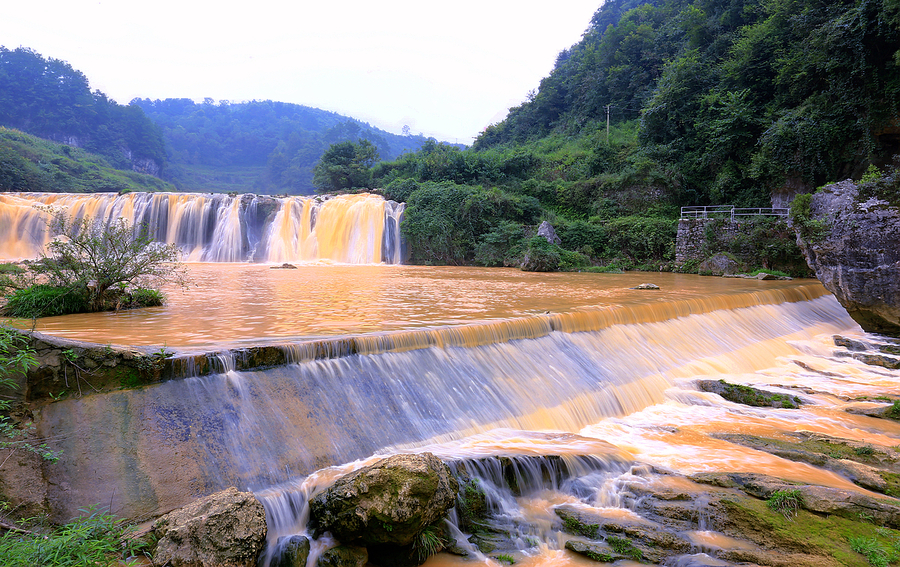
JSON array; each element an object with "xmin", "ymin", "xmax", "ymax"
[{"xmin": 680, "ymin": 205, "xmax": 788, "ymax": 221}]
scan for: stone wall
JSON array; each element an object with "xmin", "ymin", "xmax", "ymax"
[{"xmin": 675, "ymin": 218, "xmax": 738, "ymax": 263}]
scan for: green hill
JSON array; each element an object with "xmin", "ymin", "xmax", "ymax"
[
  {"xmin": 134, "ymin": 98, "xmax": 432, "ymax": 195},
  {"xmin": 0, "ymin": 127, "xmax": 174, "ymax": 193},
  {"xmin": 0, "ymin": 47, "xmax": 167, "ymax": 175}
]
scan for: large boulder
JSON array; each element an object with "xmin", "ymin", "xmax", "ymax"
[
  {"xmin": 792, "ymin": 180, "xmax": 900, "ymax": 335},
  {"xmin": 308, "ymin": 453, "xmax": 458, "ymax": 547},
  {"xmin": 698, "ymin": 252, "xmax": 740, "ymax": 276},
  {"xmin": 151, "ymin": 487, "xmax": 267, "ymax": 567}
]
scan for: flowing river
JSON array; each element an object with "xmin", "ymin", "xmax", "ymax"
[{"xmin": 3, "ymin": 192, "xmax": 898, "ymax": 566}]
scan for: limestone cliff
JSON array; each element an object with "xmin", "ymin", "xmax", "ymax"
[{"xmin": 793, "ymin": 179, "xmax": 900, "ymax": 336}]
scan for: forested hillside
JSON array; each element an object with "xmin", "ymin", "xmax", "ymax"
[
  {"xmin": 134, "ymin": 98, "xmax": 430, "ymax": 194},
  {"xmin": 353, "ymin": 0, "xmax": 900, "ymax": 271},
  {"xmin": 0, "ymin": 47, "xmax": 166, "ymax": 175},
  {"xmin": 477, "ymin": 0, "xmax": 900, "ymax": 206}
]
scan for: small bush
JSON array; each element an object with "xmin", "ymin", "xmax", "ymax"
[
  {"xmin": 520, "ymin": 236, "xmax": 560, "ymax": 272},
  {"xmin": 558, "ymin": 248, "xmax": 591, "ymax": 271},
  {"xmin": 767, "ymin": 489, "xmax": 803, "ymax": 520},
  {"xmin": 0, "ymin": 507, "xmax": 148, "ymax": 567},
  {"xmin": 1, "ymin": 285, "xmax": 90, "ymax": 318},
  {"xmin": 789, "ymin": 193, "xmax": 829, "ymax": 243},
  {"xmin": 125, "ymin": 288, "xmax": 165, "ymax": 309}
]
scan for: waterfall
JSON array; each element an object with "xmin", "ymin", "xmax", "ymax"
[
  {"xmin": 0, "ymin": 192, "xmax": 405, "ymax": 264},
  {"xmin": 35, "ymin": 292, "xmax": 856, "ymax": 521}
]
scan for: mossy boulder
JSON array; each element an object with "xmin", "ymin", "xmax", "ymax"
[
  {"xmin": 697, "ymin": 379, "xmax": 803, "ymax": 408},
  {"xmin": 699, "ymin": 252, "xmax": 741, "ymax": 276},
  {"xmin": 308, "ymin": 453, "xmax": 458, "ymax": 547},
  {"xmin": 270, "ymin": 535, "xmax": 310, "ymax": 567},
  {"xmin": 151, "ymin": 487, "xmax": 267, "ymax": 567}
]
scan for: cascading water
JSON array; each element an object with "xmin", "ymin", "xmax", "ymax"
[
  {"xmin": 9, "ymin": 259, "xmax": 897, "ymax": 565},
  {"xmin": 0, "ymin": 191, "xmax": 404, "ymax": 263}
]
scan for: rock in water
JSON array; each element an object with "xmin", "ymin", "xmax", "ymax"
[
  {"xmin": 152, "ymin": 487, "xmax": 267, "ymax": 567},
  {"xmin": 793, "ymin": 180, "xmax": 900, "ymax": 336},
  {"xmin": 631, "ymin": 283, "xmax": 660, "ymax": 290},
  {"xmin": 271, "ymin": 535, "xmax": 310, "ymax": 567},
  {"xmin": 308, "ymin": 453, "xmax": 458, "ymax": 547}
]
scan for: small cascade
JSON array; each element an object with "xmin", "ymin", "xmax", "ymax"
[
  {"xmin": 35, "ymin": 292, "xmax": 858, "ymax": 522},
  {"xmin": 0, "ymin": 191, "xmax": 405, "ymax": 264}
]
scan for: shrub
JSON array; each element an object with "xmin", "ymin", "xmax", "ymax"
[
  {"xmin": 767, "ymin": 489, "xmax": 803, "ymax": 520},
  {"xmin": 124, "ymin": 288, "xmax": 165, "ymax": 309},
  {"xmin": 0, "ymin": 507, "xmax": 148, "ymax": 567},
  {"xmin": 789, "ymin": 193, "xmax": 829, "ymax": 243},
  {"xmin": 604, "ymin": 216, "xmax": 676, "ymax": 261},
  {"xmin": 520, "ymin": 236, "xmax": 560, "ymax": 272},
  {"xmin": 1, "ymin": 285, "xmax": 90, "ymax": 318},
  {"xmin": 4, "ymin": 207, "xmax": 187, "ymax": 317},
  {"xmin": 558, "ymin": 248, "xmax": 591, "ymax": 271},
  {"xmin": 474, "ymin": 222, "xmax": 527, "ymax": 267}
]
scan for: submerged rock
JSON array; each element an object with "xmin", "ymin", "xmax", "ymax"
[
  {"xmin": 316, "ymin": 544, "xmax": 367, "ymax": 567},
  {"xmin": 697, "ymin": 379, "xmax": 802, "ymax": 408},
  {"xmin": 151, "ymin": 487, "xmax": 267, "ymax": 567},
  {"xmin": 792, "ymin": 180, "xmax": 900, "ymax": 336},
  {"xmin": 631, "ymin": 283, "xmax": 660, "ymax": 290},
  {"xmin": 309, "ymin": 453, "xmax": 458, "ymax": 548}
]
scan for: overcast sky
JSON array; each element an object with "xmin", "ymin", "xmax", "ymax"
[{"xmin": 1, "ymin": 1, "xmax": 603, "ymax": 144}]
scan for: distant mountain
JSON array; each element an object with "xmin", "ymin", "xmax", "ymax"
[
  {"xmin": 134, "ymin": 98, "xmax": 431, "ymax": 194},
  {"xmin": 0, "ymin": 45, "xmax": 432, "ymax": 196},
  {"xmin": 0, "ymin": 47, "xmax": 167, "ymax": 176}
]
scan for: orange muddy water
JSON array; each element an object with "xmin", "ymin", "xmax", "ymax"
[{"xmin": 9, "ymin": 263, "xmax": 824, "ymax": 349}]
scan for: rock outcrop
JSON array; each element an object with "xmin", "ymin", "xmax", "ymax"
[
  {"xmin": 151, "ymin": 487, "xmax": 267, "ymax": 567},
  {"xmin": 792, "ymin": 179, "xmax": 900, "ymax": 336},
  {"xmin": 536, "ymin": 221, "xmax": 562, "ymax": 245}
]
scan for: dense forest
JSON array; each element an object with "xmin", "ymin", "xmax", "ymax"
[
  {"xmin": 0, "ymin": 47, "xmax": 167, "ymax": 175},
  {"xmin": 314, "ymin": 0, "xmax": 899, "ymax": 271},
  {"xmin": 134, "ymin": 98, "xmax": 431, "ymax": 194}
]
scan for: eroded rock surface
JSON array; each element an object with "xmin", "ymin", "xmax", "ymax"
[
  {"xmin": 793, "ymin": 180, "xmax": 900, "ymax": 336},
  {"xmin": 151, "ymin": 487, "xmax": 267, "ymax": 567}
]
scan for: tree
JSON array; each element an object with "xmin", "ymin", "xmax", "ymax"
[
  {"xmin": 312, "ymin": 140, "xmax": 379, "ymax": 192},
  {"xmin": 2, "ymin": 208, "xmax": 188, "ymax": 317}
]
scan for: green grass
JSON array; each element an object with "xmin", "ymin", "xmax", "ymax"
[
  {"xmin": 0, "ymin": 127, "xmax": 174, "ymax": 194},
  {"xmin": 849, "ymin": 535, "xmax": 897, "ymax": 567},
  {"xmin": 767, "ymin": 489, "xmax": 803, "ymax": 520},
  {"xmin": 720, "ymin": 495, "xmax": 900, "ymax": 566},
  {"xmin": 0, "ymin": 507, "xmax": 148, "ymax": 567}
]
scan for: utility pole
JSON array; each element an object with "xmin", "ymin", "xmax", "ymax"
[{"xmin": 605, "ymin": 105, "xmax": 610, "ymax": 144}]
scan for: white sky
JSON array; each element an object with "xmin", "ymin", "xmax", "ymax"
[{"xmin": 1, "ymin": 0, "xmax": 603, "ymax": 144}]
